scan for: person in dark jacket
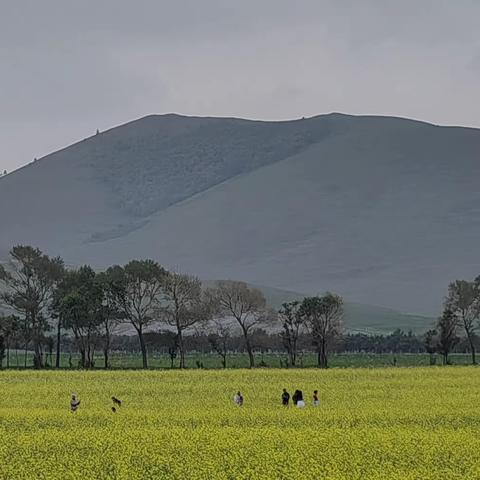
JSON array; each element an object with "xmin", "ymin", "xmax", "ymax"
[
  {"xmin": 292, "ymin": 390, "xmax": 305, "ymax": 408},
  {"xmin": 282, "ymin": 388, "xmax": 290, "ymax": 406}
]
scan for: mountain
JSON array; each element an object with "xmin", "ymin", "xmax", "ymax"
[{"xmin": 1, "ymin": 113, "xmax": 479, "ymax": 318}]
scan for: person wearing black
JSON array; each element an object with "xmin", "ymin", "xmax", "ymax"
[
  {"xmin": 281, "ymin": 388, "xmax": 290, "ymax": 406},
  {"xmin": 294, "ymin": 390, "xmax": 305, "ymax": 408},
  {"xmin": 292, "ymin": 389, "xmax": 302, "ymax": 406}
]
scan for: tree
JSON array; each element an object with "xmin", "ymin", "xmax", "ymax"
[
  {"xmin": 106, "ymin": 260, "xmax": 167, "ymax": 369},
  {"xmin": 436, "ymin": 308, "xmax": 459, "ymax": 365},
  {"xmin": 0, "ymin": 246, "xmax": 64, "ymax": 368},
  {"xmin": 96, "ymin": 271, "xmax": 121, "ymax": 369},
  {"xmin": 445, "ymin": 280, "xmax": 480, "ymax": 364},
  {"xmin": 0, "ymin": 333, "xmax": 4, "ymax": 368},
  {"xmin": 278, "ymin": 300, "xmax": 304, "ymax": 366},
  {"xmin": 0, "ymin": 315, "xmax": 18, "ymax": 368},
  {"xmin": 424, "ymin": 329, "xmax": 438, "ymax": 365},
  {"xmin": 55, "ymin": 266, "xmax": 103, "ymax": 368},
  {"xmin": 299, "ymin": 293, "xmax": 344, "ymax": 368},
  {"xmin": 209, "ymin": 281, "xmax": 268, "ymax": 368},
  {"xmin": 208, "ymin": 319, "xmax": 231, "ymax": 368},
  {"xmin": 160, "ymin": 273, "xmax": 213, "ymax": 368}
]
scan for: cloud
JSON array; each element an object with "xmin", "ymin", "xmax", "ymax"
[{"xmin": 1, "ymin": 0, "xmax": 479, "ymax": 171}]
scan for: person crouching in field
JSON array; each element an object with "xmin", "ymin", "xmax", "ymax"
[
  {"xmin": 233, "ymin": 391, "xmax": 244, "ymax": 406},
  {"xmin": 282, "ymin": 388, "xmax": 290, "ymax": 406},
  {"xmin": 70, "ymin": 394, "xmax": 80, "ymax": 413},
  {"xmin": 312, "ymin": 390, "xmax": 320, "ymax": 407}
]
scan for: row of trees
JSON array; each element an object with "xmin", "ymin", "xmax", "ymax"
[{"xmin": 0, "ymin": 245, "xmax": 344, "ymax": 369}]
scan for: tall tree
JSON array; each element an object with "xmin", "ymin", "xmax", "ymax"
[
  {"xmin": 436, "ymin": 308, "xmax": 459, "ymax": 365},
  {"xmin": 96, "ymin": 271, "xmax": 121, "ymax": 369},
  {"xmin": 0, "ymin": 315, "xmax": 18, "ymax": 368},
  {"xmin": 161, "ymin": 273, "xmax": 213, "ymax": 368},
  {"xmin": 299, "ymin": 293, "xmax": 344, "ymax": 368},
  {"xmin": 107, "ymin": 260, "xmax": 167, "ymax": 369},
  {"xmin": 208, "ymin": 319, "xmax": 231, "ymax": 368},
  {"xmin": 55, "ymin": 266, "xmax": 103, "ymax": 368},
  {"xmin": 445, "ymin": 280, "xmax": 479, "ymax": 365},
  {"xmin": 209, "ymin": 281, "xmax": 267, "ymax": 368},
  {"xmin": 0, "ymin": 246, "xmax": 64, "ymax": 368},
  {"xmin": 278, "ymin": 300, "xmax": 304, "ymax": 367},
  {"xmin": 423, "ymin": 329, "xmax": 438, "ymax": 365}
]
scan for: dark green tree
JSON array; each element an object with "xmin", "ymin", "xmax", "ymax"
[
  {"xmin": 436, "ymin": 308, "xmax": 459, "ymax": 365},
  {"xmin": 0, "ymin": 245, "xmax": 64, "ymax": 368},
  {"xmin": 96, "ymin": 271, "xmax": 122, "ymax": 369},
  {"xmin": 0, "ymin": 315, "xmax": 18, "ymax": 368},
  {"xmin": 278, "ymin": 300, "xmax": 304, "ymax": 367},
  {"xmin": 424, "ymin": 329, "xmax": 438, "ymax": 365},
  {"xmin": 106, "ymin": 260, "xmax": 167, "ymax": 369},
  {"xmin": 55, "ymin": 266, "xmax": 103, "ymax": 368},
  {"xmin": 445, "ymin": 280, "xmax": 479, "ymax": 365},
  {"xmin": 299, "ymin": 293, "xmax": 344, "ymax": 369}
]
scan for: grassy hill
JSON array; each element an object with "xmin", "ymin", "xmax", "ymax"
[{"xmin": 2, "ymin": 113, "xmax": 479, "ymax": 316}]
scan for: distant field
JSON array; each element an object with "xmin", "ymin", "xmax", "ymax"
[
  {"xmin": 2, "ymin": 351, "xmax": 474, "ymax": 369},
  {"xmin": 0, "ymin": 368, "xmax": 479, "ymax": 479}
]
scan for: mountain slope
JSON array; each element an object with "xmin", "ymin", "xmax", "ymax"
[{"xmin": 1, "ymin": 113, "xmax": 480, "ymax": 316}]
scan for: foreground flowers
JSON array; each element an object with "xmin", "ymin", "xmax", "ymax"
[{"xmin": 0, "ymin": 367, "xmax": 479, "ymax": 479}]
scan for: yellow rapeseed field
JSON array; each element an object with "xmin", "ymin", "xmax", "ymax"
[{"xmin": 0, "ymin": 367, "xmax": 479, "ymax": 479}]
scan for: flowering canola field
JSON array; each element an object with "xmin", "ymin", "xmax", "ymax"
[{"xmin": 0, "ymin": 367, "xmax": 479, "ymax": 480}]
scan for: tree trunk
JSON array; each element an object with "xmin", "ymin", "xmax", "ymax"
[
  {"xmin": 33, "ymin": 338, "xmax": 43, "ymax": 369},
  {"xmin": 466, "ymin": 331, "xmax": 476, "ymax": 365},
  {"xmin": 104, "ymin": 324, "xmax": 110, "ymax": 369},
  {"xmin": 317, "ymin": 338, "xmax": 328, "ymax": 369},
  {"xmin": 80, "ymin": 348, "xmax": 86, "ymax": 369},
  {"xmin": 178, "ymin": 331, "xmax": 186, "ymax": 369},
  {"xmin": 56, "ymin": 318, "xmax": 61, "ymax": 368},
  {"xmin": 290, "ymin": 336, "xmax": 298, "ymax": 367},
  {"xmin": 137, "ymin": 328, "xmax": 148, "ymax": 369},
  {"xmin": 244, "ymin": 336, "xmax": 254, "ymax": 368}
]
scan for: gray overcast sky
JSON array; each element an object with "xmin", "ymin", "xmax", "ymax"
[{"xmin": 1, "ymin": 0, "xmax": 479, "ymax": 172}]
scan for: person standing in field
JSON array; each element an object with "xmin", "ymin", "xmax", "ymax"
[
  {"xmin": 293, "ymin": 390, "xmax": 305, "ymax": 408},
  {"xmin": 70, "ymin": 394, "xmax": 80, "ymax": 413},
  {"xmin": 312, "ymin": 390, "xmax": 320, "ymax": 407},
  {"xmin": 282, "ymin": 388, "xmax": 290, "ymax": 406},
  {"xmin": 233, "ymin": 391, "xmax": 244, "ymax": 406}
]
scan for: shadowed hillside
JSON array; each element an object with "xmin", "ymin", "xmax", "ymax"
[{"xmin": 1, "ymin": 113, "xmax": 479, "ymax": 317}]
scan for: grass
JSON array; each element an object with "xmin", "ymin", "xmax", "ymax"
[{"xmin": 2, "ymin": 351, "xmax": 474, "ymax": 370}]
